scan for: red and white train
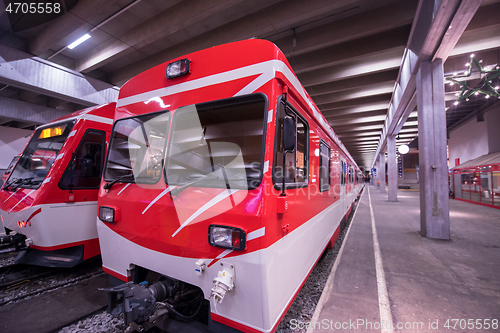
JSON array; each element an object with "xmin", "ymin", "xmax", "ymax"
[
  {"xmin": 0, "ymin": 103, "xmax": 114, "ymax": 267},
  {"xmin": 97, "ymin": 39, "xmax": 363, "ymax": 332}
]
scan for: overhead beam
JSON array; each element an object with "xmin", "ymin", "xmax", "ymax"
[
  {"xmin": 333, "ymin": 123, "xmax": 384, "ymax": 133},
  {"xmin": 29, "ymin": 0, "xmax": 131, "ymax": 56},
  {"xmin": 329, "ymin": 115, "xmax": 386, "ymax": 125},
  {"xmin": 325, "ymin": 109, "xmax": 388, "ymax": 121},
  {"xmin": 297, "ymin": 47, "xmax": 405, "ymax": 87},
  {"xmin": 273, "ymin": 0, "xmax": 417, "ymax": 57},
  {"xmin": 337, "ymin": 131, "xmax": 381, "ymax": 136},
  {"xmin": 312, "ymin": 83, "xmax": 394, "ymax": 105},
  {"xmin": 0, "ymin": 96, "xmax": 68, "ymax": 125},
  {"xmin": 318, "ymin": 95, "xmax": 391, "ymax": 111},
  {"xmin": 370, "ymin": 0, "xmax": 482, "ymax": 168},
  {"xmin": 107, "ymin": 0, "xmax": 369, "ymax": 86},
  {"xmin": 290, "ymin": 25, "xmax": 411, "ymax": 74},
  {"xmin": 0, "ymin": 44, "xmax": 118, "ymax": 107},
  {"xmin": 450, "ymin": 24, "xmax": 500, "ymax": 56},
  {"xmin": 75, "ymin": 0, "xmax": 278, "ymax": 73},
  {"xmin": 306, "ymin": 69, "xmax": 399, "ymax": 96}
]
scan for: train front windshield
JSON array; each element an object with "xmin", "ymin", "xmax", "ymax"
[
  {"xmin": 105, "ymin": 94, "xmax": 267, "ymax": 190},
  {"xmin": 6, "ymin": 121, "xmax": 76, "ymax": 190}
]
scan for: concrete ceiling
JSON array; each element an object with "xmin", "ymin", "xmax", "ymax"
[{"xmin": 1, "ymin": 0, "xmax": 499, "ymax": 171}]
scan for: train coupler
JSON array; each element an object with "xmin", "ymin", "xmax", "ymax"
[
  {"xmin": 0, "ymin": 232, "xmax": 27, "ymax": 252},
  {"xmin": 101, "ymin": 281, "xmax": 158, "ymax": 327}
]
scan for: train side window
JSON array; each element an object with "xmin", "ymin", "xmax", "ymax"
[
  {"xmin": 340, "ymin": 161, "xmax": 344, "ymax": 186},
  {"xmin": 59, "ymin": 130, "xmax": 106, "ymax": 190},
  {"xmin": 319, "ymin": 140, "xmax": 330, "ymax": 192},
  {"xmin": 273, "ymin": 98, "xmax": 309, "ymax": 188}
]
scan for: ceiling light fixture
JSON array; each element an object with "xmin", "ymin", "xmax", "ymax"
[{"xmin": 67, "ymin": 34, "xmax": 91, "ymax": 49}]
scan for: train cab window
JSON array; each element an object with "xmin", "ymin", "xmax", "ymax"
[
  {"xmin": 105, "ymin": 111, "xmax": 170, "ymax": 185},
  {"xmin": 7, "ymin": 120, "xmax": 75, "ymax": 190},
  {"xmin": 165, "ymin": 94, "xmax": 267, "ymax": 190},
  {"xmin": 60, "ymin": 130, "xmax": 106, "ymax": 189},
  {"xmin": 319, "ymin": 140, "xmax": 330, "ymax": 192},
  {"xmin": 273, "ymin": 99, "xmax": 309, "ymax": 188}
]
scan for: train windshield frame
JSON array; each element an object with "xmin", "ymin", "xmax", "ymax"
[
  {"xmin": 164, "ymin": 93, "xmax": 268, "ymax": 191},
  {"xmin": 104, "ymin": 110, "xmax": 171, "ymax": 185},
  {"xmin": 7, "ymin": 120, "xmax": 76, "ymax": 190}
]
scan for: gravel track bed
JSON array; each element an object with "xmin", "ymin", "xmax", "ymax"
[
  {"xmin": 0, "ymin": 253, "xmax": 17, "ymax": 267},
  {"xmin": 0, "ymin": 258, "xmax": 103, "ymax": 306},
  {"xmin": 56, "ymin": 195, "xmax": 360, "ymax": 333}
]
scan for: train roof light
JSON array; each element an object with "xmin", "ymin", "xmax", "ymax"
[
  {"xmin": 166, "ymin": 59, "xmax": 190, "ymax": 79},
  {"xmin": 208, "ymin": 225, "xmax": 245, "ymax": 251}
]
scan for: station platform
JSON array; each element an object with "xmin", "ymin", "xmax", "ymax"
[{"xmin": 307, "ymin": 185, "xmax": 500, "ymax": 333}]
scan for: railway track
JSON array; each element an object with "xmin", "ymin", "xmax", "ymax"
[
  {"xmin": 0, "ymin": 263, "xmax": 60, "ymax": 292},
  {"xmin": 0, "ymin": 257, "xmax": 109, "ymax": 333}
]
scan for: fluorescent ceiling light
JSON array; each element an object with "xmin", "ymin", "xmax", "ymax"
[{"xmin": 67, "ymin": 34, "xmax": 91, "ymax": 49}]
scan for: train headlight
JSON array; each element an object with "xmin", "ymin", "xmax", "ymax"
[
  {"xmin": 99, "ymin": 206, "xmax": 115, "ymax": 223},
  {"xmin": 208, "ymin": 225, "xmax": 245, "ymax": 251},
  {"xmin": 166, "ymin": 58, "xmax": 190, "ymax": 79}
]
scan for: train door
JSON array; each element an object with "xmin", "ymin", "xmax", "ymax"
[
  {"xmin": 340, "ymin": 158, "xmax": 346, "ymax": 221},
  {"xmin": 59, "ymin": 129, "xmax": 106, "ymax": 201}
]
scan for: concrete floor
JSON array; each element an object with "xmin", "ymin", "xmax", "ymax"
[{"xmin": 306, "ymin": 185, "xmax": 500, "ymax": 333}]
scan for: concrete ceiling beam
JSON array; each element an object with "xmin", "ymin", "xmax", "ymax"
[
  {"xmin": 290, "ymin": 25, "xmax": 411, "ymax": 74},
  {"xmin": 107, "ymin": 0, "xmax": 382, "ymax": 86},
  {"xmin": 0, "ymin": 44, "xmax": 118, "ymax": 107},
  {"xmin": 341, "ymin": 136, "xmax": 382, "ymax": 143},
  {"xmin": 75, "ymin": 0, "xmax": 278, "ymax": 73},
  {"xmin": 29, "ymin": 0, "xmax": 127, "ymax": 56},
  {"xmin": 273, "ymin": 0, "xmax": 418, "ymax": 57},
  {"xmin": 297, "ymin": 47, "xmax": 405, "ymax": 87},
  {"xmin": 338, "ymin": 131, "xmax": 382, "ymax": 138},
  {"xmin": 450, "ymin": 24, "xmax": 500, "ymax": 57},
  {"xmin": 313, "ymin": 82, "xmax": 394, "ymax": 106},
  {"xmin": 0, "ymin": 96, "xmax": 68, "ymax": 125},
  {"xmin": 329, "ymin": 115, "xmax": 386, "ymax": 126},
  {"xmin": 317, "ymin": 94, "xmax": 391, "ymax": 111},
  {"xmin": 306, "ymin": 69, "xmax": 399, "ymax": 96},
  {"xmin": 333, "ymin": 123, "xmax": 384, "ymax": 133},
  {"xmin": 328, "ymin": 109, "xmax": 389, "ymax": 122}
]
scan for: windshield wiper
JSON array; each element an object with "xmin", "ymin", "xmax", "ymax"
[
  {"xmin": 103, "ymin": 174, "xmax": 135, "ymax": 190},
  {"xmin": 2, "ymin": 178, "xmax": 19, "ymax": 191},
  {"xmin": 169, "ymin": 176, "xmax": 220, "ymax": 198},
  {"xmin": 4, "ymin": 177, "xmax": 34, "ymax": 191}
]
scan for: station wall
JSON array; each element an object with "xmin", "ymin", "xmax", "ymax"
[
  {"xmin": 0, "ymin": 127, "xmax": 32, "ymax": 170},
  {"xmin": 448, "ymin": 104, "xmax": 500, "ymax": 168}
]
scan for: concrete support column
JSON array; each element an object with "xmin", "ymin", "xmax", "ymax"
[
  {"xmin": 388, "ymin": 135, "xmax": 397, "ymax": 201},
  {"xmin": 416, "ymin": 59, "xmax": 450, "ymax": 240},
  {"xmin": 379, "ymin": 152, "xmax": 386, "ymax": 193}
]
